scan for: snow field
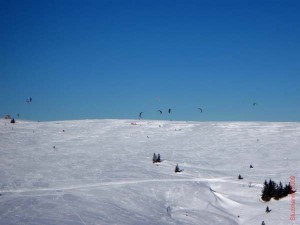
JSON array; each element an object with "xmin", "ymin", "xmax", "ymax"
[{"xmin": 0, "ymin": 119, "xmax": 299, "ymax": 224}]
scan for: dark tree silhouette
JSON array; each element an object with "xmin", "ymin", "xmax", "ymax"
[
  {"xmin": 152, "ymin": 153, "xmax": 157, "ymax": 163},
  {"xmin": 262, "ymin": 179, "xmax": 295, "ymax": 202},
  {"xmin": 157, "ymin": 154, "xmax": 161, "ymax": 163},
  {"xmin": 175, "ymin": 164, "xmax": 183, "ymax": 173}
]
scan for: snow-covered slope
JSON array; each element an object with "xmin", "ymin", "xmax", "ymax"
[{"xmin": 0, "ymin": 119, "xmax": 299, "ymax": 225}]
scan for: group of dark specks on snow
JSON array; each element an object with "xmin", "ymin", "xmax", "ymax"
[
  {"xmin": 5, "ymin": 101, "xmax": 296, "ymax": 225},
  {"xmin": 152, "ymin": 144, "xmax": 295, "ymax": 224}
]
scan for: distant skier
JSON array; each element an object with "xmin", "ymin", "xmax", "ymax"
[
  {"xmin": 266, "ymin": 206, "xmax": 271, "ymax": 213},
  {"xmin": 10, "ymin": 118, "xmax": 15, "ymax": 124},
  {"xmin": 250, "ymin": 164, "xmax": 253, "ymax": 168},
  {"xmin": 261, "ymin": 221, "xmax": 265, "ymax": 225},
  {"xmin": 175, "ymin": 164, "xmax": 183, "ymax": 173},
  {"xmin": 238, "ymin": 174, "xmax": 243, "ymax": 180}
]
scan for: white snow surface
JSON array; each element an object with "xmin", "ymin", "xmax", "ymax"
[{"xmin": 0, "ymin": 119, "xmax": 299, "ymax": 225}]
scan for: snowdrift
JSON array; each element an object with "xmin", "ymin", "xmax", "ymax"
[{"xmin": 0, "ymin": 119, "xmax": 299, "ymax": 224}]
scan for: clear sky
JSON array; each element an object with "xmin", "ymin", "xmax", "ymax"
[{"xmin": 1, "ymin": 0, "xmax": 300, "ymax": 122}]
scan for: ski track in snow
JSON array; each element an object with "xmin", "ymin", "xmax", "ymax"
[
  {"xmin": 0, "ymin": 119, "xmax": 299, "ymax": 225},
  {"xmin": 1, "ymin": 178, "xmax": 234, "ymax": 194}
]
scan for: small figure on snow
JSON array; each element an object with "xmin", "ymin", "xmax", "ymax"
[
  {"xmin": 250, "ymin": 164, "xmax": 253, "ymax": 168},
  {"xmin": 266, "ymin": 206, "xmax": 271, "ymax": 213},
  {"xmin": 175, "ymin": 164, "xmax": 183, "ymax": 173},
  {"xmin": 261, "ymin": 221, "xmax": 265, "ymax": 225},
  {"xmin": 238, "ymin": 174, "xmax": 243, "ymax": 180},
  {"xmin": 10, "ymin": 118, "xmax": 15, "ymax": 124}
]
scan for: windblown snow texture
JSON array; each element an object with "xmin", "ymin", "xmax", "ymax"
[{"xmin": 0, "ymin": 119, "xmax": 299, "ymax": 225}]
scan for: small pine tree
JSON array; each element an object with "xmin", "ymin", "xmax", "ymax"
[
  {"xmin": 175, "ymin": 164, "xmax": 181, "ymax": 173},
  {"xmin": 262, "ymin": 180, "xmax": 271, "ymax": 202},
  {"xmin": 268, "ymin": 179, "xmax": 276, "ymax": 198},
  {"xmin": 152, "ymin": 153, "xmax": 157, "ymax": 163},
  {"xmin": 157, "ymin": 154, "xmax": 161, "ymax": 162},
  {"xmin": 274, "ymin": 181, "xmax": 283, "ymax": 200}
]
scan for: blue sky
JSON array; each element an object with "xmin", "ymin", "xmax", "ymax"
[{"xmin": 1, "ymin": 0, "xmax": 300, "ymax": 121}]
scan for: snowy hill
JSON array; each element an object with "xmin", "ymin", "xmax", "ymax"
[{"xmin": 0, "ymin": 119, "xmax": 299, "ymax": 225}]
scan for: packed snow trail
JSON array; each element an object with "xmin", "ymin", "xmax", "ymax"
[{"xmin": 0, "ymin": 119, "xmax": 299, "ymax": 225}]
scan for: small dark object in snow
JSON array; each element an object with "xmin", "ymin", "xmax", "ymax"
[
  {"xmin": 53, "ymin": 146, "xmax": 56, "ymax": 149},
  {"xmin": 62, "ymin": 130, "xmax": 65, "ymax": 132},
  {"xmin": 266, "ymin": 206, "xmax": 271, "ymax": 213},
  {"xmin": 175, "ymin": 164, "xmax": 183, "ymax": 173},
  {"xmin": 250, "ymin": 164, "xmax": 253, "ymax": 168},
  {"xmin": 238, "ymin": 174, "xmax": 243, "ymax": 180},
  {"xmin": 157, "ymin": 154, "xmax": 161, "ymax": 162},
  {"xmin": 10, "ymin": 118, "xmax": 15, "ymax": 124},
  {"xmin": 153, "ymin": 153, "xmax": 161, "ymax": 163},
  {"xmin": 261, "ymin": 221, "xmax": 265, "ymax": 225}
]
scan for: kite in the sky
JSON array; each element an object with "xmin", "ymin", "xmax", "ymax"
[
  {"xmin": 139, "ymin": 112, "xmax": 143, "ymax": 119},
  {"xmin": 253, "ymin": 102, "xmax": 257, "ymax": 106},
  {"xmin": 198, "ymin": 108, "xmax": 203, "ymax": 112},
  {"xmin": 26, "ymin": 97, "xmax": 32, "ymax": 103}
]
